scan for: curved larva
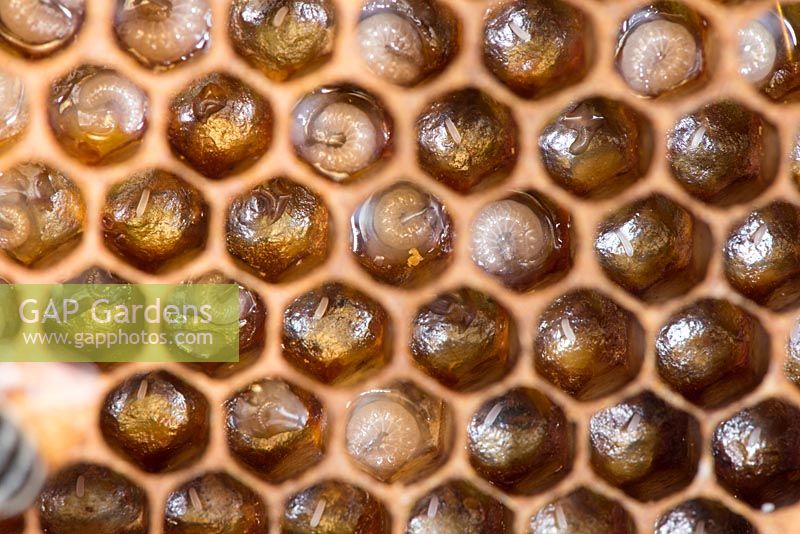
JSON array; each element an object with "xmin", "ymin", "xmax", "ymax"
[
  {"xmin": 233, "ymin": 381, "xmax": 309, "ymax": 439},
  {"xmin": 75, "ymin": 71, "xmax": 147, "ymax": 135},
  {"xmin": 358, "ymin": 12, "xmax": 423, "ymax": 85},
  {"xmin": 114, "ymin": 0, "xmax": 211, "ymax": 67},
  {"xmin": 346, "ymin": 397, "xmax": 422, "ymax": 474},
  {"xmin": 738, "ymin": 20, "xmax": 777, "ymax": 84},
  {"xmin": 371, "ymin": 184, "xmax": 432, "ymax": 252},
  {"xmin": 0, "ymin": 0, "xmax": 81, "ymax": 46},
  {"xmin": 304, "ymin": 102, "xmax": 378, "ymax": 179},
  {"xmin": 0, "ymin": 71, "xmax": 26, "ymax": 142},
  {"xmin": 470, "ymin": 199, "xmax": 548, "ymax": 276},
  {"xmin": 0, "ymin": 203, "xmax": 31, "ymax": 250},
  {"xmin": 620, "ymin": 19, "xmax": 698, "ymax": 96}
]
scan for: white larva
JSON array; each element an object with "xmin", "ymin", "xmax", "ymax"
[
  {"xmin": 0, "ymin": 70, "xmax": 26, "ymax": 143},
  {"xmin": 738, "ymin": 19, "xmax": 777, "ymax": 84},
  {"xmin": 304, "ymin": 102, "xmax": 379, "ymax": 179},
  {"xmin": 74, "ymin": 71, "xmax": 147, "ymax": 136},
  {"xmin": 357, "ymin": 12, "xmax": 423, "ymax": 85},
  {"xmin": 0, "ymin": 0, "xmax": 82, "ymax": 47}
]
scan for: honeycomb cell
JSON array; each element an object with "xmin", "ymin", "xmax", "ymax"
[
  {"xmin": 713, "ymin": 398, "xmax": 800, "ymax": 510},
  {"xmin": 471, "ymin": 190, "xmax": 572, "ymax": 292},
  {"xmin": 656, "ymin": 298, "xmax": 768, "ymax": 408},
  {"xmin": 291, "ymin": 85, "xmax": 392, "ymax": 183},
  {"xmin": 0, "ymin": 0, "xmax": 84, "ymax": 58},
  {"xmin": 595, "ymin": 194, "xmax": 709, "ymax": 301},
  {"xmin": 786, "ymin": 318, "xmax": 800, "ymax": 387},
  {"xmin": 48, "ymin": 65, "xmax": 148, "ymax": 165},
  {"xmin": 164, "ymin": 471, "xmax": 268, "ymax": 534},
  {"xmin": 167, "ymin": 72, "xmax": 273, "ymax": 179},
  {"xmin": 533, "ymin": 289, "xmax": 643, "ymax": 401},
  {"xmin": 102, "ymin": 169, "xmax": 208, "ymax": 272},
  {"xmin": 229, "ymin": 0, "xmax": 335, "ymax": 81},
  {"xmin": 345, "ymin": 380, "xmax": 451, "ymax": 483},
  {"xmin": 416, "ymin": 88, "xmax": 517, "ymax": 193},
  {"xmin": 38, "ymin": 463, "xmax": 148, "ymax": 534},
  {"xmin": 667, "ymin": 101, "xmax": 776, "ymax": 205},
  {"xmin": 723, "ymin": 201, "xmax": 800, "ymax": 310},
  {"xmin": 0, "ymin": 69, "xmax": 27, "ymax": 149},
  {"xmin": 357, "ymin": 0, "xmax": 458, "ymax": 86},
  {"xmin": 482, "ymin": 0, "xmax": 591, "ymax": 98},
  {"xmin": 226, "ymin": 177, "xmax": 329, "ymax": 282},
  {"xmin": 100, "ymin": 370, "xmax": 209, "ymax": 472},
  {"xmin": 589, "ymin": 391, "xmax": 700, "ymax": 501},
  {"xmin": 225, "ymin": 378, "xmax": 327, "ymax": 483},
  {"xmin": 410, "ymin": 287, "xmax": 515, "ymax": 391},
  {"xmin": 114, "ymin": 0, "xmax": 211, "ymax": 69},
  {"xmin": 405, "ymin": 480, "xmax": 513, "ymax": 534},
  {"xmin": 654, "ymin": 498, "xmax": 756, "ymax": 534},
  {"xmin": 351, "ymin": 181, "xmax": 453, "ymax": 287},
  {"xmin": 539, "ymin": 97, "xmax": 651, "ymax": 198},
  {"xmin": 467, "ymin": 387, "xmax": 572, "ymax": 494},
  {"xmin": 282, "ymin": 282, "xmax": 390, "ymax": 385},
  {"xmin": 528, "ymin": 487, "xmax": 635, "ymax": 534},
  {"xmin": 616, "ymin": 2, "xmax": 708, "ymax": 98},
  {"xmin": 0, "ymin": 161, "xmax": 85, "ymax": 267},
  {"xmin": 282, "ymin": 479, "xmax": 390, "ymax": 534}
]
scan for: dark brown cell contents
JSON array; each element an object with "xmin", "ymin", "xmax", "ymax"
[
  {"xmin": 416, "ymin": 87, "xmax": 517, "ymax": 193},
  {"xmin": 0, "ymin": 516, "xmax": 24, "ymax": 534},
  {"xmin": 226, "ymin": 177, "xmax": 329, "ymax": 282},
  {"xmin": 282, "ymin": 479, "xmax": 390, "ymax": 533},
  {"xmin": 102, "ymin": 169, "xmax": 208, "ymax": 272},
  {"xmin": 467, "ymin": 387, "xmax": 572, "ymax": 494},
  {"xmin": 539, "ymin": 97, "xmax": 650, "ymax": 198},
  {"xmin": 225, "ymin": 378, "xmax": 327, "ymax": 483},
  {"xmin": 411, "ymin": 287, "xmax": 515, "ymax": 391},
  {"xmin": 405, "ymin": 479, "xmax": 514, "ymax": 534},
  {"xmin": 656, "ymin": 298, "xmax": 768, "ymax": 407},
  {"xmin": 163, "ymin": 471, "xmax": 268, "ymax": 534},
  {"xmin": 282, "ymin": 282, "xmax": 390, "ymax": 385},
  {"xmin": 534, "ymin": 289, "xmax": 643, "ymax": 401},
  {"xmin": 483, "ymin": 0, "xmax": 591, "ymax": 98},
  {"xmin": 654, "ymin": 498, "xmax": 756, "ymax": 534},
  {"xmin": 712, "ymin": 398, "xmax": 800, "ymax": 510},
  {"xmin": 99, "ymin": 370, "xmax": 210, "ymax": 472},
  {"xmin": 667, "ymin": 100, "xmax": 776, "ymax": 204},
  {"xmin": 38, "ymin": 463, "xmax": 149, "ymax": 534},
  {"xmin": 528, "ymin": 487, "xmax": 635, "ymax": 534},
  {"xmin": 167, "ymin": 72, "xmax": 273, "ymax": 179},
  {"xmin": 589, "ymin": 391, "xmax": 700, "ymax": 501}
]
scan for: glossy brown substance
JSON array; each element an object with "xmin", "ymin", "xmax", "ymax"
[
  {"xmin": 168, "ymin": 72, "xmax": 273, "ymax": 178},
  {"xmin": 0, "ymin": 516, "xmax": 24, "ymax": 534},
  {"xmin": 528, "ymin": 487, "xmax": 635, "ymax": 534},
  {"xmin": 654, "ymin": 498, "xmax": 756, "ymax": 534},
  {"xmin": 282, "ymin": 479, "xmax": 390, "ymax": 533}
]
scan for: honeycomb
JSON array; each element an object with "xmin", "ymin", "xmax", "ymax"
[{"xmin": 2, "ymin": 0, "xmax": 800, "ymax": 532}]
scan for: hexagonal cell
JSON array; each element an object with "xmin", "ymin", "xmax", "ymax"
[
  {"xmin": 713, "ymin": 398, "xmax": 800, "ymax": 510},
  {"xmin": 357, "ymin": 0, "xmax": 458, "ymax": 86},
  {"xmin": 164, "ymin": 471, "xmax": 267, "ymax": 534},
  {"xmin": 38, "ymin": 463, "xmax": 149, "ymax": 534},
  {"xmin": 615, "ymin": 1, "xmax": 708, "ymax": 98},
  {"xmin": 595, "ymin": 194, "xmax": 710, "ymax": 302},
  {"xmin": 0, "ymin": 161, "xmax": 84, "ymax": 267},
  {"xmin": 351, "ymin": 181, "xmax": 453, "ymax": 287},
  {"xmin": 229, "ymin": 0, "xmax": 336, "ymax": 81},
  {"xmin": 416, "ymin": 87, "xmax": 517, "ymax": 193},
  {"xmin": 225, "ymin": 377, "xmax": 327, "ymax": 483},
  {"xmin": 0, "ymin": 516, "xmax": 24, "ymax": 534},
  {"xmin": 282, "ymin": 479, "xmax": 390, "ymax": 533},
  {"xmin": 471, "ymin": 190, "xmax": 573, "ymax": 292},
  {"xmin": 226, "ymin": 177, "xmax": 330, "ymax": 282},
  {"xmin": 738, "ymin": 4, "xmax": 800, "ymax": 102},
  {"xmin": 48, "ymin": 65, "xmax": 148, "ymax": 165},
  {"xmin": 291, "ymin": 84, "xmax": 392, "ymax": 183},
  {"xmin": 723, "ymin": 201, "xmax": 800, "ymax": 310},
  {"xmin": 410, "ymin": 287, "xmax": 516, "ymax": 391},
  {"xmin": 482, "ymin": 0, "xmax": 591, "ymax": 98},
  {"xmin": 0, "ymin": 69, "xmax": 28, "ymax": 150},
  {"xmin": 655, "ymin": 498, "xmax": 756, "ymax": 534},
  {"xmin": 785, "ymin": 318, "xmax": 800, "ymax": 387},
  {"xmin": 528, "ymin": 487, "xmax": 635, "ymax": 533},
  {"xmin": 534, "ymin": 288, "xmax": 643, "ymax": 401},
  {"xmin": 114, "ymin": 0, "xmax": 211, "ymax": 69},
  {"xmin": 282, "ymin": 282, "xmax": 390, "ymax": 386},
  {"xmin": 405, "ymin": 479, "xmax": 514, "ymax": 534},
  {"xmin": 345, "ymin": 380, "xmax": 451, "ymax": 483},
  {"xmin": 467, "ymin": 387, "xmax": 572, "ymax": 494},
  {"xmin": 102, "ymin": 169, "xmax": 208, "ymax": 273},
  {"xmin": 589, "ymin": 391, "xmax": 700, "ymax": 501},
  {"xmin": 656, "ymin": 298, "xmax": 769, "ymax": 408},
  {"xmin": 0, "ymin": 0, "xmax": 85, "ymax": 58},
  {"xmin": 539, "ymin": 97, "xmax": 652, "ymax": 199},
  {"xmin": 100, "ymin": 370, "xmax": 209, "ymax": 472},
  {"xmin": 167, "ymin": 72, "xmax": 273, "ymax": 179},
  {"xmin": 668, "ymin": 101, "xmax": 776, "ymax": 205}
]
